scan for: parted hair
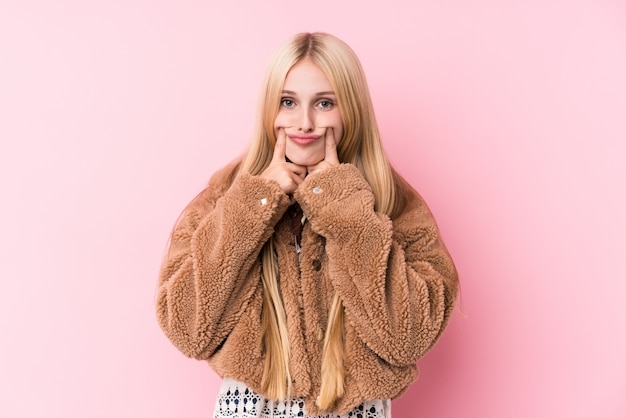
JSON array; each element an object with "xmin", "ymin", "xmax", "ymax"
[{"xmin": 240, "ymin": 32, "xmax": 413, "ymax": 410}]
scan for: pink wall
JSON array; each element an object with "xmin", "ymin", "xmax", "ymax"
[{"xmin": 1, "ymin": 1, "xmax": 625, "ymax": 417}]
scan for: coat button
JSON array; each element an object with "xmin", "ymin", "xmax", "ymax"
[
  {"xmin": 311, "ymin": 259, "xmax": 322, "ymax": 271},
  {"xmin": 312, "ymin": 187, "xmax": 322, "ymax": 194},
  {"xmin": 317, "ymin": 327, "xmax": 324, "ymax": 341}
]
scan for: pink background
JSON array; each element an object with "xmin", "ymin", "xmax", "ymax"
[{"xmin": 1, "ymin": 1, "xmax": 625, "ymax": 417}]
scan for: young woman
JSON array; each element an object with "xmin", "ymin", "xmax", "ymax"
[{"xmin": 157, "ymin": 32, "xmax": 458, "ymax": 418}]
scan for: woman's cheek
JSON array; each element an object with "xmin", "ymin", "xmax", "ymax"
[
  {"xmin": 319, "ymin": 112, "xmax": 343, "ymax": 136},
  {"xmin": 274, "ymin": 112, "xmax": 291, "ymax": 130}
]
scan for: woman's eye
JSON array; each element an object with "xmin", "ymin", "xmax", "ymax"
[
  {"xmin": 318, "ymin": 100, "xmax": 334, "ymax": 110},
  {"xmin": 280, "ymin": 98, "xmax": 295, "ymax": 108}
]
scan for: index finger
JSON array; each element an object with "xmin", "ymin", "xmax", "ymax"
[
  {"xmin": 272, "ymin": 128, "xmax": 287, "ymax": 162},
  {"xmin": 324, "ymin": 127, "xmax": 339, "ymax": 164}
]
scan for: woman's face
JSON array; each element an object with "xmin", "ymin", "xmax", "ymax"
[{"xmin": 274, "ymin": 58, "xmax": 344, "ymax": 167}]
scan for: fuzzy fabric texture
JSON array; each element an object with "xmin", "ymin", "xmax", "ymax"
[{"xmin": 156, "ymin": 161, "xmax": 458, "ymax": 416}]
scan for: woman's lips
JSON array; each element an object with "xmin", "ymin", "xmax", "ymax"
[{"xmin": 287, "ymin": 133, "xmax": 321, "ymax": 146}]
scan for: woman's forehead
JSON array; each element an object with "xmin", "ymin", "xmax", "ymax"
[{"xmin": 283, "ymin": 59, "xmax": 333, "ymax": 94}]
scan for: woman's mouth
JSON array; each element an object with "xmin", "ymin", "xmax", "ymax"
[{"xmin": 287, "ymin": 133, "xmax": 321, "ymax": 146}]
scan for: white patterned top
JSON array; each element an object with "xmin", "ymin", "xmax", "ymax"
[{"xmin": 212, "ymin": 378, "xmax": 391, "ymax": 418}]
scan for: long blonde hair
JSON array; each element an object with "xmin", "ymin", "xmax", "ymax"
[{"xmin": 241, "ymin": 32, "xmax": 411, "ymax": 410}]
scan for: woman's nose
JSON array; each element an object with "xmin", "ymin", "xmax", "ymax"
[{"xmin": 298, "ymin": 108, "xmax": 314, "ymax": 132}]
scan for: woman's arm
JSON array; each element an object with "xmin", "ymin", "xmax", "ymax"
[
  {"xmin": 156, "ymin": 164, "xmax": 291, "ymax": 359},
  {"xmin": 295, "ymin": 164, "xmax": 458, "ymax": 366}
]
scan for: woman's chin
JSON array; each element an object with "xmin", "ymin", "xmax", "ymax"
[{"xmin": 285, "ymin": 153, "xmax": 323, "ymax": 168}]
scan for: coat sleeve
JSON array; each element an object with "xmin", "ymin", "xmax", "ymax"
[
  {"xmin": 294, "ymin": 164, "xmax": 458, "ymax": 367},
  {"xmin": 156, "ymin": 165, "xmax": 291, "ymax": 359}
]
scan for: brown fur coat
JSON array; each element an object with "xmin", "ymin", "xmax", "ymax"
[{"xmin": 156, "ymin": 162, "xmax": 458, "ymax": 415}]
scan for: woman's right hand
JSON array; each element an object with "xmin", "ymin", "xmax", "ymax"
[{"xmin": 260, "ymin": 128, "xmax": 307, "ymax": 195}]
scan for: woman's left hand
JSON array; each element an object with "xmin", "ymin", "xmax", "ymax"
[{"xmin": 306, "ymin": 127, "xmax": 339, "ymax": 175}]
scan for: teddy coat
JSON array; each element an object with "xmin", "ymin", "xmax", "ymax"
[{"xmin": 156, "ymin": 161, "xmax": 458, "ymax": 416}]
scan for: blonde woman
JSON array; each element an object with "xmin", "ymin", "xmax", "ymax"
[{"xmin": 157, "ymin": 32, "xmax": 458, "ymax": 418}]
